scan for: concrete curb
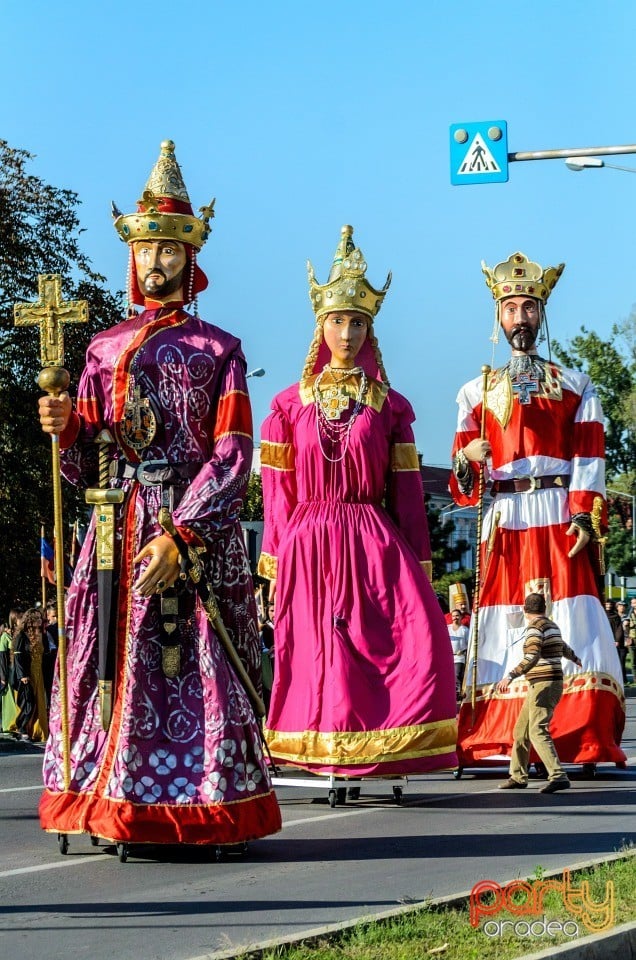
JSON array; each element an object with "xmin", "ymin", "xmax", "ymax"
[
  {"xmin": 522, "ymin": 919, "xmax": 636, "ymax": 960},
  {"xmin": 186, "ymin": 849, "xmax": 636, "ymax": 960}
]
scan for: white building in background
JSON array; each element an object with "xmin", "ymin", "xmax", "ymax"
[{"xmin": 420, "ymin": 463, "xmax": 480, "ymax": 572}]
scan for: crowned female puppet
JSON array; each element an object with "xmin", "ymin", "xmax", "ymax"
[{"xmin": 258, "ymin": 225, "xmax": 458, "ymax": 776}]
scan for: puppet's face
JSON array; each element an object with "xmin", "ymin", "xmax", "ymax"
[
  {"xmin": 133, "ymin": 239, "xmax": 187, "ymax": 300},
  {"xmin": 322, "ymin": 310, "xmax": 369, "ymax": 368},
  {"xmin": 500, "ymin": 296, "xmax": 541, "ymax": 352}
]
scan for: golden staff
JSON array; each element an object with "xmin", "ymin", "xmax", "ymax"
[
  {"xmin": 469, "ymin": 364, "xmax": 491, "ymax": 722},
  {"xmin": 14, "ymin": 275, "xmax": 88, "ymax": 790}
]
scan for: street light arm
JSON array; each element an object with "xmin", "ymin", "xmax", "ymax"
[{"xmin": 511, "ymin": 143, "xmax": 636, "ymax": 162}]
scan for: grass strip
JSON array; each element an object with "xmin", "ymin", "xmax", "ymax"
[{"xmin": 250, "ymin": 846, "xmax": 636, "ymax": 960}]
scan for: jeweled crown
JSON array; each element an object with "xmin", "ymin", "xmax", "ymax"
[
  {"xmin": 481, "ymin": 251, "xmax": 565, "ymax": 304},
  {"xmin": 113, "ymin": 140, "xmax": 215, "ymax": 249},
  {"xmin": 307, "ymin": 225, "xmax": 391, "ymax": 321}
]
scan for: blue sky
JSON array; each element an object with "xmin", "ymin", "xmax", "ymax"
[{"xmin": 2, "ymin": 1, "xmax": 635, "ymax": 465}]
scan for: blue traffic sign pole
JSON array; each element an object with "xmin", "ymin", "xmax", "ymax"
[
  {"xmin": 450, "ymin": 121, "xmax": 508, "ymax": 185},
  {"xmin": 450, "ymin": 121, "xmax": 636, "ymax": 185}
]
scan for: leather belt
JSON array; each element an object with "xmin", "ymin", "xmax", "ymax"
[
  {"xmin": 109, "ymin": 459, "xmax": 202, "ymax": 485},
  {"xmin": 491, "ymin": 475, "xmax": 569, "ymax": 495}
]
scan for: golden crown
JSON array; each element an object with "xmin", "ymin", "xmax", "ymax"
[
  {"xmin": 307, "ymin": 225, "xmax": 391, "ymax": 321},
  {"xmin": 113, "ymin": 140, "xmax": 215, "ymax": 249},
  {"xmin": 481, "ymin": 251, "xmax": 565, "ymax": 304}
]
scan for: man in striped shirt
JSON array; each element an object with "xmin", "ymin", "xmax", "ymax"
[{"xmin": 496, "ymin": 593, "xmax": 582, "ymax": 793}]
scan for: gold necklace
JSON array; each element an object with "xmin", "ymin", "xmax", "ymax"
[
  {"xmin": 325, "ymin": 364, "xmax": 362, "ymax": 384},
  {"xmin": 314, "ymin": 367, "xmax": 368, "ymax": 462}
]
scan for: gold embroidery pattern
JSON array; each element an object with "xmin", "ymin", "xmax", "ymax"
[
  {"xmin": 299, "ymin": 375, "xmax": 389, "ymax": 413},
  {"xmin": 264, "ymin": 717, "xmax": 457, "ymax": 766},
  {"xmin": 261, "ymin": 440, "xmax": 295, "ymax": 472},
  {"xmin": 471, "ymin": 671, "xmax": 624, "ymax": 704},
  {"xmin": 257, "ymin": 552, "xmax": 278, "ymax": 581},
  {"xmin": 486, "ymin": 363, "xmax": 563, "ymax": 429},
  {"xmin": 486, "ymin": 369, "xmax": 513, "ymax": 429}
]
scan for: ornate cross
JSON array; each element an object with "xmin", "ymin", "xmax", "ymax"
[
  {"xmin": 321, "ymin": 384, "xmax": 351, "ymax": 420},
  {"xmin": 14, "ymin": 274, "xmax": 88, "ymax": 368},
  {"xmin": 511, "ymin": 373, "xmax": 540, "ymax": 405}
]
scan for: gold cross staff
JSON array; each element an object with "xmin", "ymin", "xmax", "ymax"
[
  {"xmin": 13, "ymin": 273, "xmax": 88, "ymax": 793},
  {"xmin": 14, "ymin": 273, "xmax": 88, "ymax": 369}
]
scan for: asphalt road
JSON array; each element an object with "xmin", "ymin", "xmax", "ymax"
[{"xmin": 1, "ymin": 696, "xmax": 634, "ymax": 960}]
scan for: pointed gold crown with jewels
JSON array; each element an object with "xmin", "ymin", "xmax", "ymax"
[
  {"xmin": 481, "ymin": 251, "xmax": 565, "ymax": 304},
  {"xmin": 307, "ymin": 224, "xmax": 392, "ymax": 321},
  {"xmin": 113, "ymin": 140, "xmax": 215, "ymax": 249}
]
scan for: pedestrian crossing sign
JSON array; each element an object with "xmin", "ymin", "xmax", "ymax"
[{"xmin": 450, "ymin": 120, "xmax": 509, "ymax": 185}]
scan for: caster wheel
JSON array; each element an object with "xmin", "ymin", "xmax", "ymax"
[
  {"xmin": 90, "ymin": 835, "xmax": 99, "ymax": 847},
  {"xmin": 116, "ymin": 843, "xmax": 129, "ymax": 863},
  {"xmin": 336, "ymin": 787, "xmax": 347, "ymax": 805},
  {"xmin": 581, "ymin": 763, "xmax": 596, "ymax": 779},
  {"xmin": 347, "ymin": 786, "xmax": 361, "ymax": 801},
  {"xmin": 393, "ymin": 786, "xmax": 403, "ymax": 805},
  {"xmin": 453, "ymin": 767, "xmax": 463, "ymax": 780},
  {"xmin": 215, "ymin": 846, "xmax": 225, "ymax": 862},
  {"xmin": 328, "ymin": 789, "xmax": 337, "ymax": 808},
  {"xmin": 58, "ymin": 833, "xmax": 69, "ymax": 856}
]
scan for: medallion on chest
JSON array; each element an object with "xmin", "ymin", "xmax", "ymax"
[{"xmin": 486, "ymin": 362, "xmax": 563, "ymax": 429}]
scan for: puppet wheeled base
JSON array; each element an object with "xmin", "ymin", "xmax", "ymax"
[
  {"xmin": 271, "ymin": 771, "xmax": 407, "ymax": 807},
  {"xmin": 54, "ymin": 833, "xmax": 249, "ymax": 863}
]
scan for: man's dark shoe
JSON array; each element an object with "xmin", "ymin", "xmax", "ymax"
[
  {"xmin": 498, "ymin": 778, "xmax": 527, "ymax": 789},
  {"xmin": 540, "ymin": 778, "xmax": 570, "ymax": 794}
]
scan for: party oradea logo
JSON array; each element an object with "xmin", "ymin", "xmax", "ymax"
[{"xmin": 470, "ymin": 870, "xmax": 614, "ymax": 940}]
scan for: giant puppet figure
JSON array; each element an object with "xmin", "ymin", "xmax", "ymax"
[
  {"xmin": 450, "ymin": 252, "xmax": 625, "ymax": 770},
  {"xmin": 37, "ymin": 141, "xmax": 281, "ymax": 847},
  {"xmin": 258, "ymin": 225, "xmax": 457, "ymax": 777}
]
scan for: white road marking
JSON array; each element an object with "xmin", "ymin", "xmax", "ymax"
[
  {"xmin": 0, "ymin": 785, "xmax": 42, "ymax": 794},
  {"xmin": 0, "ymin": 857, "xmax": 109, "ymax": 879}
]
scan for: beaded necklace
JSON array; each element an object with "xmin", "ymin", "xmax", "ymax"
[{"xmin": 313, "ymin": 365, "xmax": 367, "ymax": 463}]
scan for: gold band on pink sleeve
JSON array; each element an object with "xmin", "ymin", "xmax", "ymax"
[
  {"xmin": 391, "ymin": 442, "xmax": 420, "ymax": 472},
  {"xmin": 261, "ymin": 440, "xmax": 295, "ymax": 472}
]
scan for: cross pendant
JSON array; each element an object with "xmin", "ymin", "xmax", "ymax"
[
  {"xmin": 512, "ymin": 373, "xmax": 540, "ymax": 405},
  {"xmin": 322, "ymin": 385, "xmax": 351, "ymax": 420}
]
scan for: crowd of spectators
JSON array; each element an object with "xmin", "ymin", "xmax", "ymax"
[{"xmin": 0, "ymin": 600, "xmax": 57, "ymax": 742}]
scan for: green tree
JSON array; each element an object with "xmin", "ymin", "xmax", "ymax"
[
  {"xmin": 553, "ymin": 318, "xmax": 636, "ymax": 577},
  {"xmin": 606, "ymin": 512, "xmax": 635, "ymax": 578},
  {"xmin": 552, "ymin": 320, "xmax": 636, "ymax": 478},
  {"xmin": 0, "ymin": 140, "xmax": 123, "ymax": 614},
  {"xmin": 240, "ymin": 471, "xmax": 264, "ymax": 521},
  {"xmin": 424, "ymin": 496, "xmax": 471, "ymax": 582}
]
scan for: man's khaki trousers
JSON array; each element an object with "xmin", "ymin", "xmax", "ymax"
[{"xmin": 509, "ymin": 678, "xmax": 567, "ymax": 784}]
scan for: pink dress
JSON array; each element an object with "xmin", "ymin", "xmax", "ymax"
[{"xmin": 259, "ymin": 346, "xmax": 457, "ymax": 776}]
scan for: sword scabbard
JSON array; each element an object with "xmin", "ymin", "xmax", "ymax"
[{"xmin": 86, "ymin": 430, "xmax": 122, "ymax": 730}]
